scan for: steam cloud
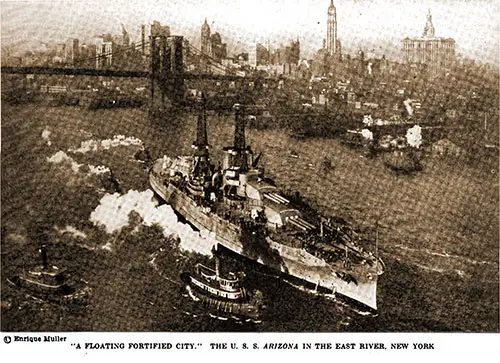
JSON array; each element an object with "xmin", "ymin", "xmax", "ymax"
[
  {"xmin": 90, "ymin": 189, "xmax": 214, "ymax": 255},
  {"xmin": 406, "ymin": 125, "xmax": 422, "ymax": 148},
  {"xmin": 69, "ymin": 135, "xmax": 143, "ymax": 154}
]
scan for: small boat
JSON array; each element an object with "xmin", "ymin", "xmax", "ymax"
[
  {"xmin": 383, "ymin": 148, "xmax": 422, "ymax": 173},
  {"xmin": 7, "ymin": 245, "xmax": 90, "ymax": 304},
  {"xmin": 181, "ymin": 257, "xmax": 264, "ymax": 320}
]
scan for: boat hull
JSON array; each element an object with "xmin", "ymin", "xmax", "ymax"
[
  {"xmin": 150, "ymin": 174, "xmax": 379, "ymax": 310},
  {"xmin": 7, "ymin": 275, "xmax": 90, "ymax": 304}
]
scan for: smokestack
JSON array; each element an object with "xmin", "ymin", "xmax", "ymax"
[
  {"xmin": 39, "ymin": 245, "xmax": 48, "ymax": 269},
  {"xmin": 233, "ymin": 103, "xmax": 245, "ymax": 150},
  {"xmin": 193, "ymin": 93, "xmax": 208, "ymax": 155}
]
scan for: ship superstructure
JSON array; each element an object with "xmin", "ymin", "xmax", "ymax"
[{"xmin": 150, "ymin": 94, "xmax": 384, "ymax": 310}]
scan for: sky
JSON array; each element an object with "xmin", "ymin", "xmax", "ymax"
[{"xmin": 1, "ymin": 0, "xmax": 498, "ymax": 64}]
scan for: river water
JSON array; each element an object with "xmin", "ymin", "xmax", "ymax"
[{"xmin": 1, "ymin": 104, "xmax": 498, "ymax": 332}]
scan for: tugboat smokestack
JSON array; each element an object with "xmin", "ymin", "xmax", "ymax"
[{"xmin": 39, "ymin": 244, "xmax": 48, "ymax": 270}]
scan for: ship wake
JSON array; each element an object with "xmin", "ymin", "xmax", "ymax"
[{"xmin": 386, "ymin": 244, "xmax": 498, "ymax": 282}]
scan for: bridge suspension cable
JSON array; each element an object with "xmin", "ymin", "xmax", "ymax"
[
  {"xmin": 69, "ymin": 41, "xmax": 149, "ymax": 69},
  {"xmin": 188, "ymin": 44, "xmax": 235, "ymax": 76}
]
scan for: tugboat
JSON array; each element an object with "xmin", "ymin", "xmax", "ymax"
[
  {"xmin": 6, "ymin": 245, "xmax": 90, "ymax": 304},
  {"xmin": 181, "ymin": 254, "xmax": 264, "ymax": 320},
  {"xmin": 383, "ymin": 148, "xmax": 422, "ymax": 173},
  {"xmin": 150, "ymin": 93, "xmax": 384, "ymax": 310}
]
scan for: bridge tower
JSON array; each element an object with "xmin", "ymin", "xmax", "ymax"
[{"xmin": 150, "ymin": 34, "xmax": 185, "ymax": 105}]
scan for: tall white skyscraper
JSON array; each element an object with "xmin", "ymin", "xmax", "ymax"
[{"xmin": 327, "ymin": 0, "xmax": 337, "ymax": 56}]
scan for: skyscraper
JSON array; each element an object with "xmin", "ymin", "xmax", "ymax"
[
  {"xmin": 211, "ymin": 32, "xmax": 227, "ymax": 63},
  {"xmin": 65, "ymin": 38, "xmax": 79, "ymax": 65},
  {"xmin": 327, "ymin": 0, "xmax": 337, "ymax": 56},
  {"xmin": 94, "ymin": 35, "xmax": 113, "ymax": 68},
  {"xmin": 402, "ymin": 10, "xmax": 455, "ymax": 76},
  {"xmin": 201, "ymin": 19, "xmax": 212, "ymax": 58},
  {"xmin": 151, "ymin": 21, "xmax": 170, "ymax": 38},
  {"xmin": 121, "ymin": 24, "xmax": 130, "ymax": 47}
]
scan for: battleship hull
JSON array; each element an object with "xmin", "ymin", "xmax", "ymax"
[{"xmin": 150, "ymin": 173, "xmax": 379, "ymax": 310}]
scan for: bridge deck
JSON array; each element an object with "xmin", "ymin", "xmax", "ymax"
[{"xmin": 1, "ymin": 66, "xmax": 265, "ymax": 81}]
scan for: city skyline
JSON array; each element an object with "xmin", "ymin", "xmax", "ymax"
[{"xmin": 1, "ymin": 0, "xmax": 498, "ymax": 64}]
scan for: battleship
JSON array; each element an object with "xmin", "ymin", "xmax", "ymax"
[{"xmin": 149, "ymin": 94, "xmax": 384, "ymax": 310}]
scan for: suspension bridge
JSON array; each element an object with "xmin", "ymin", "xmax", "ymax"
[{"xmin": 1, "ymin": 35, "xmax": 270, "ymax": 105}]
